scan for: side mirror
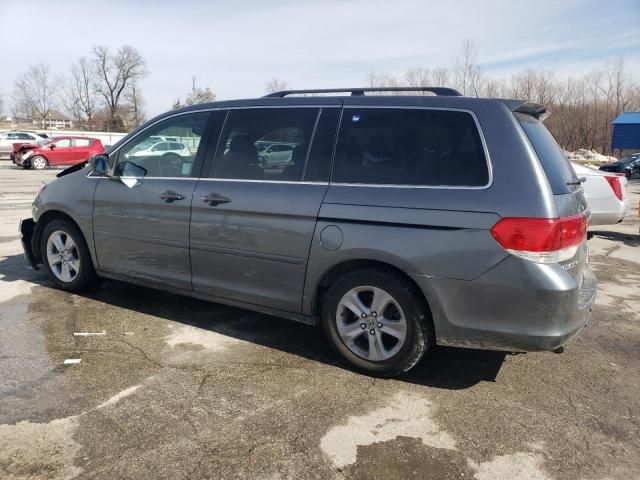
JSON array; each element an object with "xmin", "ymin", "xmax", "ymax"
[
  {"xmin": 88, "ymin": 154, "xmax": 110, "ymax": 176},
  {"xmin": 49, "ymin": 144, "xmax": 56, "ymax": 150},
  {"xmin": 114, "ymin": 160, "xmax": 147, "ymax": 178}
]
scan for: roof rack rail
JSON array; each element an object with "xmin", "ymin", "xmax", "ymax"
[{"xmin": 263, "ymin": 87, "xmax": 463, "ymax": 98}]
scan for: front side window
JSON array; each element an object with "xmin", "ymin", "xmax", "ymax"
[
  {"xmin": 212, "ymin": 108, "xmax": 319, "ymax": 181},
  {"xmin": 115, "ymin": 112, "xmax": 209, "ymax": 178},
  {"xmin": 332, "ymin": 108, "xmax": 489, "ymax": 187}
]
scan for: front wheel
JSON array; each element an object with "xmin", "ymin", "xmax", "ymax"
[
  {"xmin": 322, "ymin": 268, "xmax": 433, "ymax": 377},
  {"xmin": 31, "ymin": 156, "xmax": 48, "ymax": 170},
  {"xmin": 40, "ymin": 219, "xmax": 95, "ymax": 292}
]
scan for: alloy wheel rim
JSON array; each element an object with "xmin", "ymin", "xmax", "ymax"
[
  {"xmin": 46, "ymin": 230, "xmax": 80, "ymax": 283},
  {"xmin": 336, "ymin": 286, "xmax": 407, "ymax": 361},
  {"xmin": 33, "ymin": 157, "xmax": 46, "ymax": 169}
]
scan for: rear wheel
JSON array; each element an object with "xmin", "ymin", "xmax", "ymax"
[
  {"xmin": 322, "ymin": 268, "xmax": 433, "ymax": 377},
  {"xmin": 40, "ymin": 219, "xmax": 95, "ymax": 292},
  {"xmin": 31, "ymin": 156, "xmax": 48, "ymax": 170}
]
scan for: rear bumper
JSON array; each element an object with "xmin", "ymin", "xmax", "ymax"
[
  {"xmin": 588, "ymin": 196, "xmax": 627, "ymax": 226},
  {"xmin": 19, "ymin": 218, "xmax": 40, "ymax": 270},
  {"xmin": 416, "ymin": 257, "xmax": 597, "ymax": 352}
]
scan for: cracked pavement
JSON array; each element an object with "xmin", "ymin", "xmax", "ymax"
[{"xmin": 1, "ymin": 163, "xmax": 639, "ymax": 479}]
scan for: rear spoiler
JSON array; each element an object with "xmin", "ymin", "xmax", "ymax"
[{"xmin": 501, "ymin": 100, "xmax": 549, "ymax": 121}]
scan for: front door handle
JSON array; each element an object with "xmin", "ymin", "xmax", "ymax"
[
  {"xmin": 202, "ymin": 193, "xmax": 231, "ymax": 206},
  {"xmin": 159, "ymin": 190, "xmax": 185, "ymax": 202}
]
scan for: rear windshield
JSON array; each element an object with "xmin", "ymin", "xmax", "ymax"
[{"xmin": 516, "ymin": 113, "xmax": 578, "ymax": 194}]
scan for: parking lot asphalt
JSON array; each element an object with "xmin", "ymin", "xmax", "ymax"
[{"xmin": 1, "ymin": 162, "xmax": 639, "ymax": 480}]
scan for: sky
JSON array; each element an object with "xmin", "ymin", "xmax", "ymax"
[{"xmin": 1, "ymin": 0, "xmax": 639, "ymax": 117}]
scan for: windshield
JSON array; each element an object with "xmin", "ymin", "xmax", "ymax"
[
  {"xmin": 36, "ymin": 139, "xmax": 49, "ymax": 146},
  {"xmin": 619, "ymin": 155, "xmax": 639, "ymax": 164}
]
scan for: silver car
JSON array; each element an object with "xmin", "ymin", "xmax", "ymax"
[{"xmin": 20, "ymin": 87, "xmax": 597, "ymax": 377}]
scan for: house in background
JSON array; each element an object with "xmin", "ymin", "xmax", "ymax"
[
  {"xmin": 32, "ymin": 110, "xmax": 73, "ymax": 129},
  {"xmin": 611, "ymin": 112, "xmax": 640, "ymax": 152}
]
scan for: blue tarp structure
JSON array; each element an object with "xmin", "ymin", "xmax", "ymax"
[{"xmin": 611, "ymin": 112, "xmax": 640, "ymax": 150}]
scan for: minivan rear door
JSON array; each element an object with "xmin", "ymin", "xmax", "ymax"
[
  {"xmin": 515, "ymin": 112, "xmax": 589, "ymax": 282},
  {"xmin": 190, "ymin": 105, "xmax": 340, "ymax": 314}
]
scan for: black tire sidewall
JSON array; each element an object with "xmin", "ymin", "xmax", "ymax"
[
  {"xmin": 40, "ymin": 219, "xmax": 94, "ymax": 292},
  {"xmin": 322, "ymin": 268, "xmax": 432, "ymax": 376}
]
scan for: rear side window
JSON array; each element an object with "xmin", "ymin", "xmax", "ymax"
[
  {"xmin": 212, "ymin": 108, "xmax": 319, "ymax": 181},
  {"xmin": 74, "ymin": 138, "xmax": 91, "ymax": 147},
  {"xmin": 516, "ymin": 113, "xmax": 578, "ymax": 194},
  {"xmin": 332, "ymin": 108, "xmax": 489, "ymax": 187}
]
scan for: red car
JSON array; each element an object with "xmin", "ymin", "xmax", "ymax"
[{"xmin": 13, "ymin": 136, "xmax": 105, "ymax": 170}]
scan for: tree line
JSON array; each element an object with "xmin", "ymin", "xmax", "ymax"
[
  {"xmin": 5, "ymin": 40, "xmax": 639, "ymax": 153},
  {"xmin": 11, "ymin": 45, "xmax": 148, "ymax": 132},
  {"xmin": 363, "ymin": 42, "xmax": 640, "ymax": 155}
]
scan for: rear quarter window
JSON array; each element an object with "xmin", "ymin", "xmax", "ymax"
[
  {"xmin": 516, "ymin": 113, "xmax": 578, "ymax": 194},
  {"xmin": 332, "ymin": 108, "xmax": 489, "ymax": 187}
]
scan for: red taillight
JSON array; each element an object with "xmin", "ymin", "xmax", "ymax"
[
  {"xmin": 604, "ymin": 175, "xmax": 623, "ymax": 201},
  {"xmin": 490, "ymin": 213, "xmax": 587, "ymax": 263}
]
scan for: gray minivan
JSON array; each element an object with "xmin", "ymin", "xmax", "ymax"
[{"xmin": 20, "ymin": 87, "xmax": 597, "ymax": 376}]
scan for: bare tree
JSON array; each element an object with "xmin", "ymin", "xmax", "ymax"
[
  {"xmin": 124, "ymin": 82, "xmax": 145, "ymax": 128},
  {"xmin": 12, "ymin": 63, "xmax": 61, "ymax": 128},
  {"xmin": 453, "ymin": 40, "xmax": 484, "ymax": 96},
  {"xmin": 431, "ymin": 68, "xmax": 451, "ymax": 87},
  {"xmin": 265, "ymin": 78, "xmax": 289, "ymax": 94},
  {"xmin": 93, "ymin": 45, "xmax": 147, "ymax": 131},
  {"xmin": 173, "ymin": 77, "xmax": 216, "ymax": 109},
  {"xmin": 404, "ymin": 68, "xmax": 431, "ymax": 92},
  {"xmin": 368, "ymin": 71, "xmax": 399, "ymax": 94},
  {"xmin": 65, "ymin": 57, "xmax": 99, "ymax": 129}
]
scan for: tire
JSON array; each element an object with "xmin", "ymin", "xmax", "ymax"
[
  {"xmin": 31, "ymin": 156, "xmax": 48, "ymax": 170},
  {"xmin": 321, "ymin": 268, "xmax": 433, "ymax": 377},
  {"xmin": 40, "ymin": 219, "xmax": 95, "ymax": 292}
]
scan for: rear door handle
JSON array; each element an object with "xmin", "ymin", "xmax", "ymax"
[
  {"xmin": 202, "ymin": 193, "xmax": 231, "ymax": 206},
  {"xmin": 159, "ymin": 190, "xmax": 185, "ymax": 202}
]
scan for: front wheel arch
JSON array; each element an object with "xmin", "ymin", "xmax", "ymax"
[
  {"xmin": 33, "ymin": 211, "xmax": 86, "ymax": 262},
  {"xmin": 30, "ymin": 155, "xmax": 49, "ymax": 169}
]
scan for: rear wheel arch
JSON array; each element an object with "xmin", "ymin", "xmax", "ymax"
[{"xmin": 312, "ymin": 259, "xmax": 433, "ymax": 326}]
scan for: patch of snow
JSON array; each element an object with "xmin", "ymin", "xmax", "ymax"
[
  {"xmin": 470, "ymin": 452, "xmax": 550, "ymax": 480},
  {"xmin": 320, "ymin": 392, "xmax": 456, "ymax": 468},
  {"xmin": 565, "ymin": 149, "xmax": 617, "ymax": 164}
]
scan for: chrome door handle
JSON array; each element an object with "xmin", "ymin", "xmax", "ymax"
[
  {"xmin": 159, "ymin": 190, "xmax": 185, "ymax": 202},
  {"xmin": 202, "ymin": 193, "xmax": 231, "ymax": 206}
]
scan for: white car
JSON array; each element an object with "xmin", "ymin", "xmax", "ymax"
[
  {"xmin": 571, "ymin": 162, "xmax": 628, "ymax": 226},
  {"xmin": 0, "ymin": 131, "xmax": 46, "ymax": 160},
  {"xmin": 129, "ymin": 141, "xmax": 191, "ymax": 158}
]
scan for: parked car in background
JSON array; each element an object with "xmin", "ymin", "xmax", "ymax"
[
  {"xmin": 13, "ymin": 136, "xmax": 104, "ymax": 169},
  {"xmin": 599, "ymin": 153, "xmax": 640, "ymax": 178},
  {"xmin": 258, "ymin": 142, "xmax": 296, "ymax": 169},
  {"xmin": 20, "ymin": 86, "xmax": 596, "ymax": 377},
  {"xmin": 128, "ymin": 141, "xmax": 191, "ymax": 159},
  {"xmin": 0, "ymin": 131, "xmax": 47, "ymax": 160},
  {"xmin": 571, "ymin": 162, "xmax": 627, "ymax": 225}
]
